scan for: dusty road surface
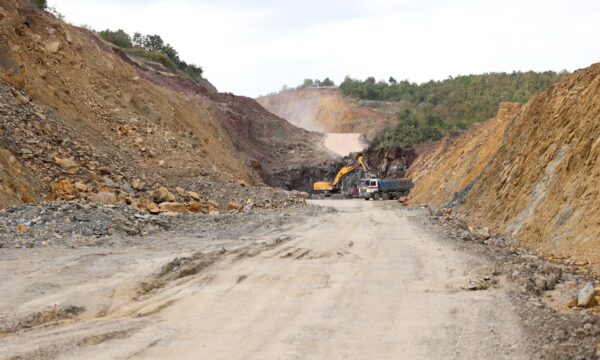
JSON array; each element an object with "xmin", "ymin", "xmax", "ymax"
[
  {"xmin": 0, "ymin": 200, "xmax": 530, "ymax": 359},
  {"xmin": 324, "ymin": 133, "xmax": 365, "ymax": 156}
]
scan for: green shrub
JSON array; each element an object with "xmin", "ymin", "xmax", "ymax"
[
  {"xmin": 124, "ymin": 47, "xmax": 178, "ymax": 71},
  {"xmin": 99, "ymin": 29, "xmax": 133, "ymax": 48},
  {"xmin": 32, "ymin": 0, "xmax": 47, "ymax": 10}
]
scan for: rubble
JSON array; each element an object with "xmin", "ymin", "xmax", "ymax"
[{"xmin": 421, "ymin": 205, "xmax": 600, "ymax": 359}]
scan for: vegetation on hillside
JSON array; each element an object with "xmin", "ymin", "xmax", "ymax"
[
  {"xmin": 339, "ymin": 71, "xmax": 567, "ymax": 147},
  {"xmin": 279, "ymin": 77, "xmax": 336, "ymax": 92},
  {"xmin": 32, "ymin": 0, "xmax": 47, "ymax": 10},
  {"xmin": 98, "ymin": 29, "xmax": 203, "ymax": 80}
]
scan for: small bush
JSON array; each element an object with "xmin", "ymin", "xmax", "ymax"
[
  {"xmin": 99, "ymin": 29, "xmax": 133, "ymax": 48},
  {"xmin": 32, "ymin": 0, "xmax": 47, "ymax": 10},
  {"xmin": 124, "ymin": 48, "xmax": 178, "ymax": 71}
]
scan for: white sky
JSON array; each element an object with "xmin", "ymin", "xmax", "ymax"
[{"xmin": 49, "ymin": 0, "xmax": 600, "ymax": 97}]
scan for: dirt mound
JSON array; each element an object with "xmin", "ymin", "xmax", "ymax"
[
  {"xmin": 408, "ymin": 64, "xmax": 600, "ymax": 271},
  {"xmin": 0, "ymin": 0, "xmax": 326, "ymax": 210},
  {"xmin": 257, "ymin": 88, "xmax": 390, "ymax": 136}
]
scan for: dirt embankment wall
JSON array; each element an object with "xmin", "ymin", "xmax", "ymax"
[
  {"xmin": 408, "ymin": 64, "xmax": 600, "ymax": 270},
  {"xmin": 257, "ymin": 88, "xmax": 390, "ymax": 136},
  {"xmin": 0, "ymin": 0, "xmax": 327, "ymax": 208}
]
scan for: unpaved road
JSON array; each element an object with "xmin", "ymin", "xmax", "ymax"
[
  {"xmin": 0, "ymin": 200, "xmax": 530, "ymax": 359},
  {"xmin": 324, "ymin": 133, "xmax": 365, "ymax": 156}
]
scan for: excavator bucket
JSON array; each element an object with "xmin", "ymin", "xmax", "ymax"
[{"xmin": 313, "ymin": 181, "xmax": 334, "ymax": 191}]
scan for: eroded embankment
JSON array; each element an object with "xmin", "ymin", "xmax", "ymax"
[
  {"xmin": 0, "ymin": 0, "xmax": 327, "ymax": 212},
  {"xmin": 257, "ymin": 87, "xmax": 390, "ymax": 136},
  {"xmin": 408, "ymin": 63, "xmax": 600, "ymax": 272}
]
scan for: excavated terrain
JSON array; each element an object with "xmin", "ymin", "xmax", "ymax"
[
  {"xmin": 408, "ymin": 64, "xmax": 600, "ymax": 274},
  {"xmin": 257, "ymin": 87, "xmax": 390, "ymax": 136},
  {"xmin": 0, "ymin": 0, "xmax": 327, "ymax": 213},
  {"xmin": 270, "ymin": 145, "xmax": 417, "ymax": 194}
]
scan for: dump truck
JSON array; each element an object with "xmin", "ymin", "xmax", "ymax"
[
  {"xmin": 359, "ymin": 178, "xmax": 414, "ymax": 200},
  {"xmin": 313, "ymin": 156, "xmax": 370, "ymax": 194}
]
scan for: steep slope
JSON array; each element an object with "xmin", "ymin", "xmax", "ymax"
[
  {"xmin": 0, "ymin": 0, "xmax": 325, "ymax": 209},
  {"xmin": 407, "ymin": 64, "xmax": 600, "ymax": 270},
  {"xmin": 257, "ymin": 87, "xmax": 390, "ymax": 136},
  {"xmin": 408, "ymin": 103, "xmax": 521, "ymax": 208}
]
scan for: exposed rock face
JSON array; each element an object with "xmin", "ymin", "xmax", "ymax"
[
  {"xmin": 268, "ymin": 146, "xmax": 417, "ymax": 193},
  {"xmin": 408, "ymin": 64, "xmax": 600, "ymax": 272},
  {"xmin": 362, "ymin": 146, "xmax": 417, "ymax": 179},
  {"xmin": 257, "ymin": 88, "xmax": 389, "ymax": 137},
  {"xmin": 407, "ymin": 102, "xmax": 521, "ymax": 208},
  {"xmin": 0, "ymin": 0, "xmax": 329, "ymax": 210}
]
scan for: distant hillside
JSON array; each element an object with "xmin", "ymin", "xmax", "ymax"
[
  {"xmin": 341, "ymin": 71, "xmax": 568, "ymax": 147},
  {"xmin": 257, "ymin": 88, "xmax": 389, "ymax": 137}
]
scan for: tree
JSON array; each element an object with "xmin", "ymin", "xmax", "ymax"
[
  {"xmin": 142, "ymin": 34, "xmax": 165, "ymax": 52},
  {"xmin": 321, "ymin": 77, "xmax": 335, "ymax": 86},
  {"xmin": 132, "ymin": 32, "xmax": 143, "ymax": 47},
  {"xmin": 160, "ymin": 43, "xmax": 179, "ymax": 65},
  {"xmin": 302, "ymin": 79, "xmax": 314, "ymax": 88},
  {"xmin": 389, "ymin": 76, "xmax": 397, "ymax": 84}
]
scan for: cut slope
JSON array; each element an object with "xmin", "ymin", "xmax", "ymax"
[
  {"xmin": 408, "ymin": 103, "xmax": 521, "ymax": 208},
  {"xmin": 257, "ymin": 88, "xmax": 389, "ymax": 136},
  {"xmin": 463, "ymin": 65, "xmax": 600, "ymax": 265},
  {"xmin": 0, "ymin": 1, "xmax": 326, "ymax": 208},
  {"xmin": 407, "ymin": 64, "xmax": 600, "ymax": 270}
]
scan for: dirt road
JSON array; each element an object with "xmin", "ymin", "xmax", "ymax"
[
  {"xmin": 324, "ymin": 133, "xmax": 365, "ymax": 156},
  {"xmin": 0, "ymin": 201, "xmax": 530, "ymax": 359}
]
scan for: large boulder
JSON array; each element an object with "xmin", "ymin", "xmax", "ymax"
[
  {"xmin": 578, "ymin": 282, "xmax": 597, "ymax": 308},
  {"xmin": 152, "ymin": 187, "xmax": 176, "ymax": 203}
]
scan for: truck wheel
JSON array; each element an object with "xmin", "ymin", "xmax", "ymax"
[
  {"xmin": 374, "ymin": 193, "xmax": 381, "ymax": 201},
  {"xmin": 382, "ymin": 193, "xmax": 389, "ymax": 200}
]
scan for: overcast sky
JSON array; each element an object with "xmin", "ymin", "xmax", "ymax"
[{"xmin": 48, "ymin": 0, "xmax": 600, "ymax": 97}]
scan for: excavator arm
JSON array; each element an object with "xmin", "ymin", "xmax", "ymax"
[{"xmin": 313, "ymin": 156, "xmax": 369, "ymax": 192}]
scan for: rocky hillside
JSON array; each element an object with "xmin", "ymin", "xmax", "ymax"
[
  {"xmin": 0, "ymin": 0, "xmax": 326, "ymax": 211},
  {"xmin": 407, "ymin": 64, "xmax": 600, "ymax": 272},
  {"xmin": 257, "ymin": 87, "xmax": 389, "ymax": 136},
  {"xmin": 408, "ymin": 102, "xmax": 522, "ymax": 208}
]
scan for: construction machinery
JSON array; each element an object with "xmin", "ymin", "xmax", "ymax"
[
  {"xmin": 359, "ymin": 178, "xmax": 414, "ymax": 200},
  {"xmin": 313, "ymin": 156, "xmax": 370, "ymax": 194}
]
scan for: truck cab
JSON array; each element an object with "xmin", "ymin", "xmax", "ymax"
[{"xmin": 358, "ymin": 179, "xmax": 379, "ymax": 199}]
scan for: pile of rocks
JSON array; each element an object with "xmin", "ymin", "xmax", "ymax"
[
  {"xmin": 0, "ymin": 201, "xmax": 171, "ymax": 248},
  {"xmin": 0, "ymin": 82, "xmax": 307, "ymax": 217}
]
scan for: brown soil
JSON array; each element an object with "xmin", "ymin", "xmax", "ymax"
[
  {"xmin": 257, "ymin": 87, "xmax": 390, "ymax": 137},
  {"xmin": 0, "ymin": 0, "xmax": 327, "ymax": 209},
  {"xmin": 407, "ymin": 63, "xmax": 600, "ymax": 273}
]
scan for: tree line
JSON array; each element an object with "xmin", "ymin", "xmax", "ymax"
[
  {"xmin": 98, "ymin": 29, "xmax": 203, "ymax": 80},
  {"xmin": 279, "ymin": 77, "xmax": 336, "ymax": 92},
  {"xmin": 340, "ymin": 71, "xmax": 567, "ymax": 147}
]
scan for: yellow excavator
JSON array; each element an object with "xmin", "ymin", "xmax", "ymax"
[{"xmin": 313, "ymin": 156, "xmax": 369, "ymax": 193}]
